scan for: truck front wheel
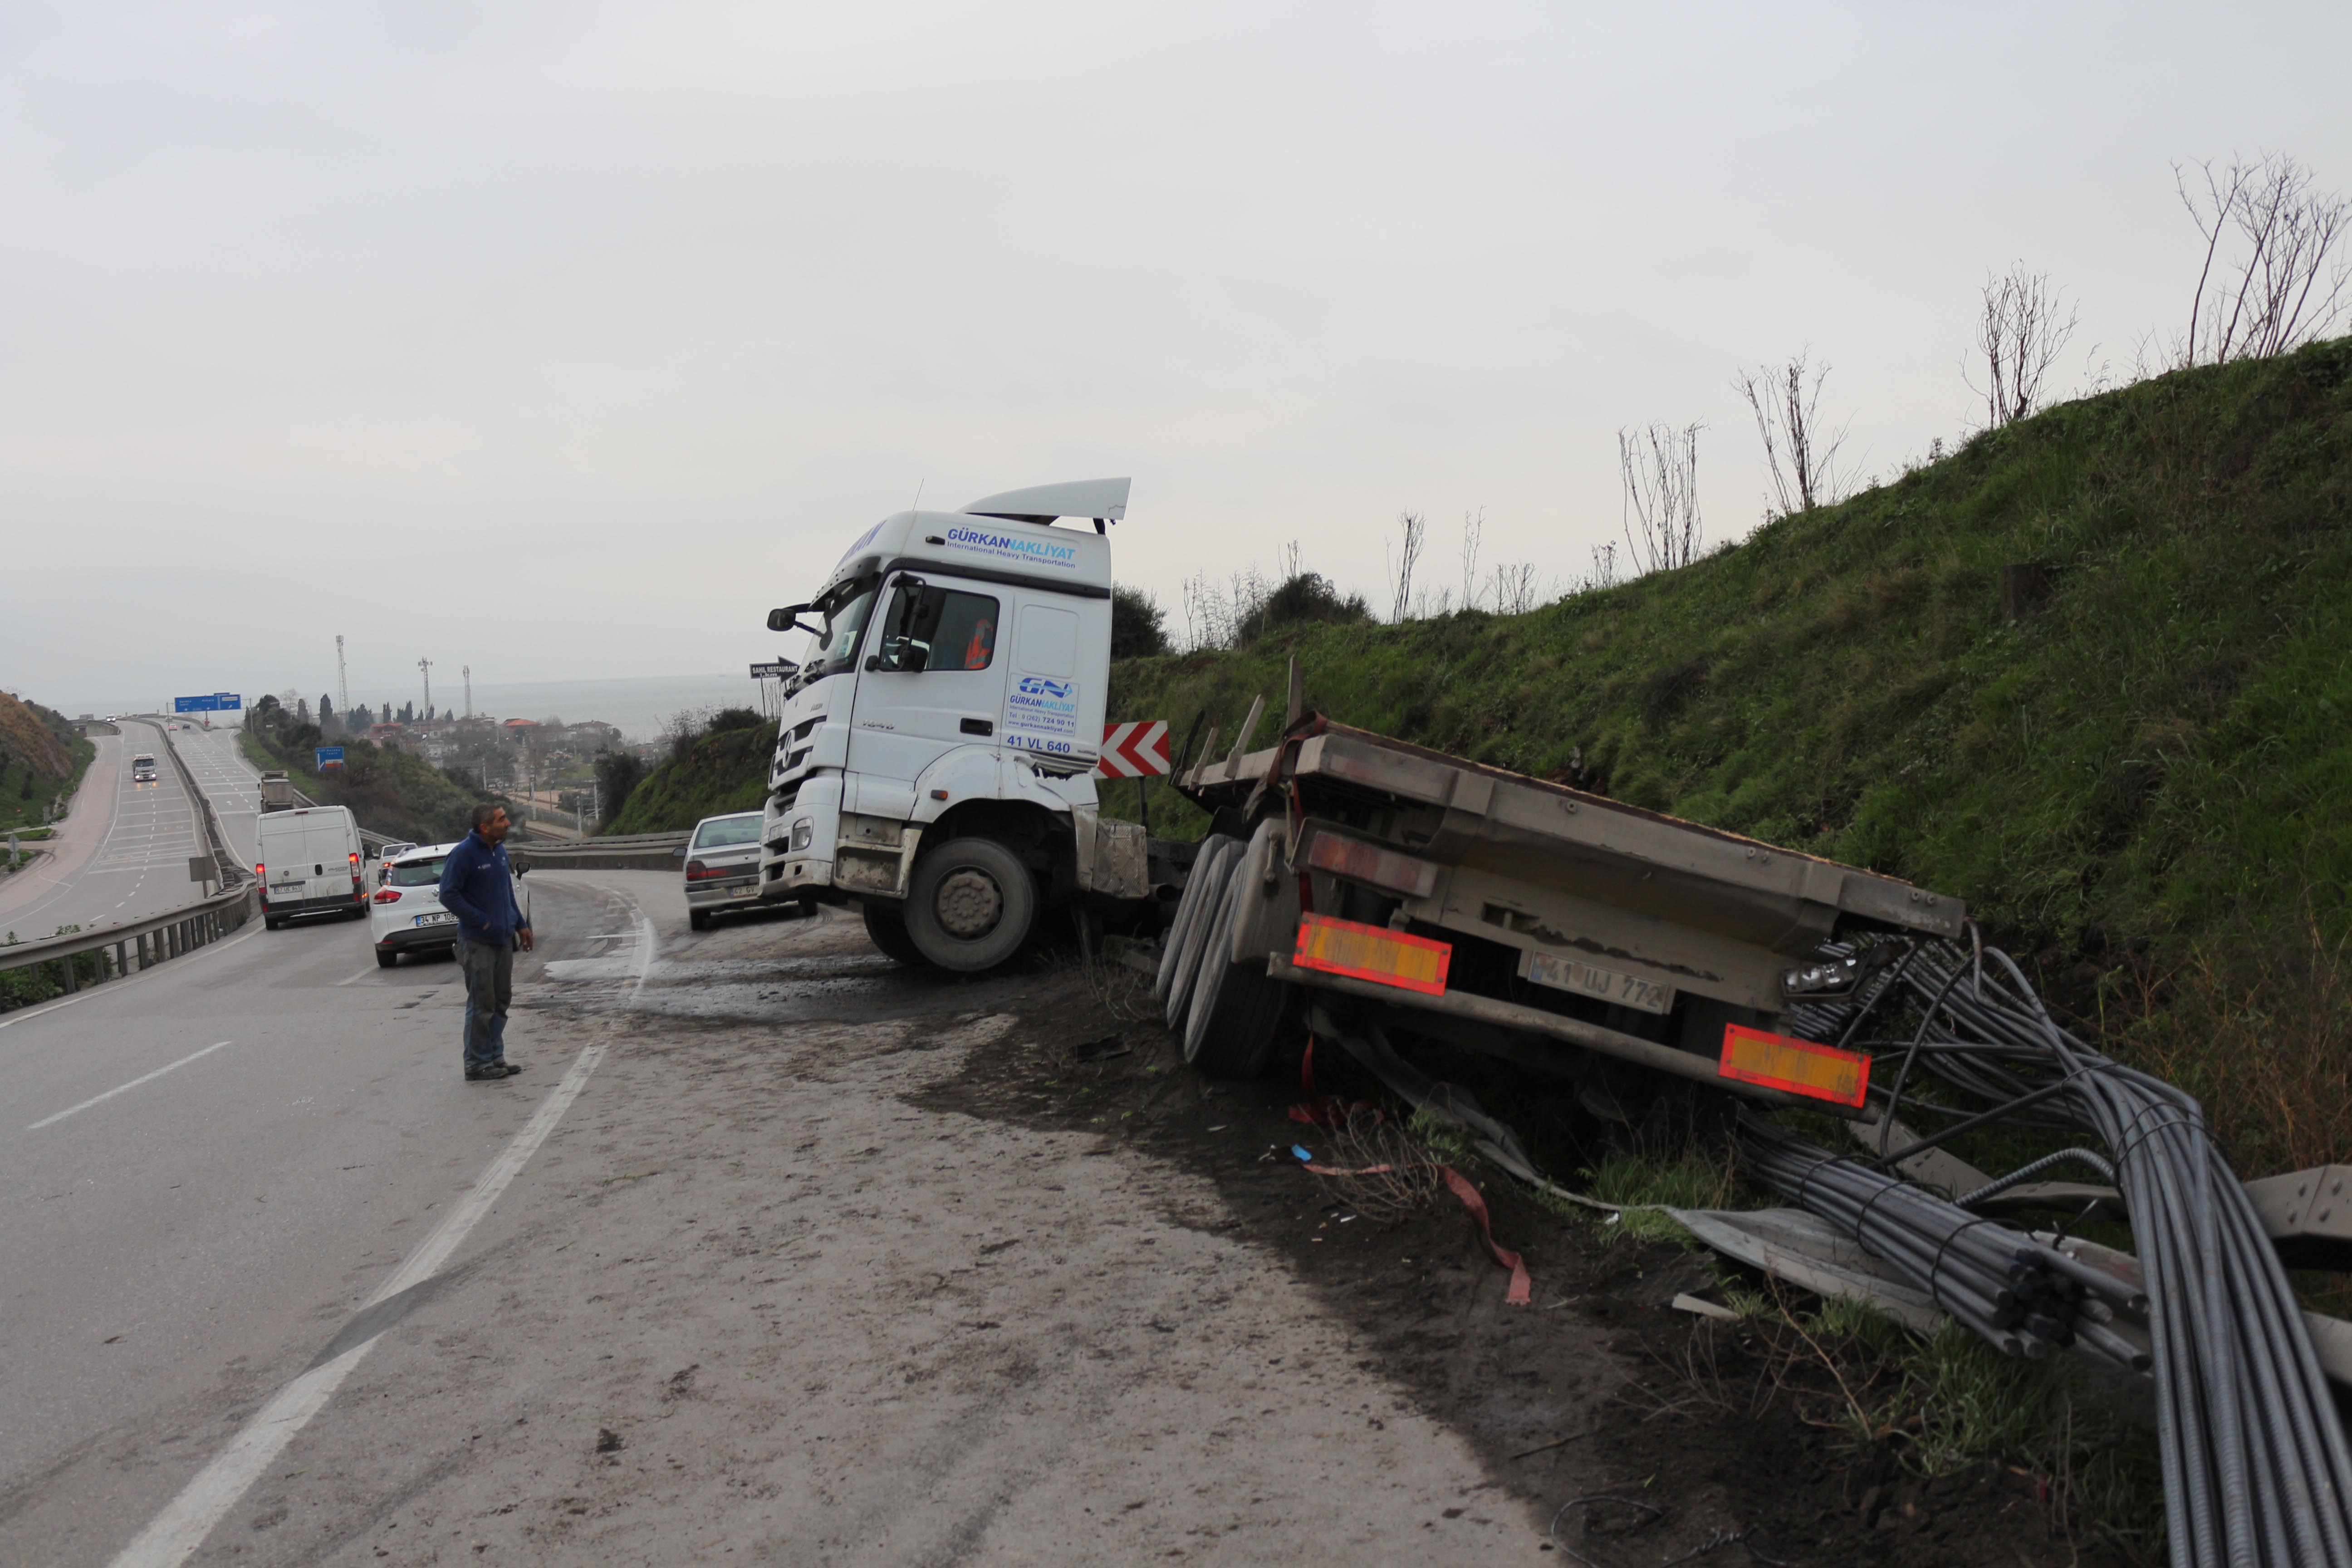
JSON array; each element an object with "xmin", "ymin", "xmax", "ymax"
[{"xmin": 902, "ymin": 838, "xmax": 1036, "ymax": 972}]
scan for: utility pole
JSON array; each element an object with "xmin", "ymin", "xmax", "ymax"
[
  {"xmin": 462, "ymin": 664, "xmax": 472, "ymax": 720},
  {"xmin": 335, "ymin": 635, "xmax": 349, "ymax": 714},
  {"xmin": 418, "ymin": 657, "xmax": 433, "ymax": 722}
]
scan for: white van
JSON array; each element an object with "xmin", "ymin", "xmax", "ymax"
[{"xmin": 256, "ymin": 805, "xmax": 368, "ymax": 929}]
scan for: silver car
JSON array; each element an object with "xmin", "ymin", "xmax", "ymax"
[{"xmin": 683, "ymin": 811, "xmax": 765, "ymax": 929}]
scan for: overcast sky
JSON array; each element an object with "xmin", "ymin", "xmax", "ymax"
[{"xmin": 6, "ymin": 1, "xmax": 2350, "ymax": 711}]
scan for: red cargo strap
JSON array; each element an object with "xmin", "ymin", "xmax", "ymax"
[
  {"xmin": 1299, "ymin": 1153, "xmax": 1532, "ymax": 1307},
  {"xmin": 1439, "ymin": 1167, "xmax": 1534, "ymax": 1306},
  {"xmin": 1287, "ymin": 1035, "xmax": 1373, "ymax": 1128}
]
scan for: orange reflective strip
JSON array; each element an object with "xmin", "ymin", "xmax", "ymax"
[
  {"xmin": 1292, "ymin": 914, "xmax": 1451, "ymax": 995},
  {"xmin": 1719, "ymin": 1023, "xmax": 1871, "ymax": 1107}
]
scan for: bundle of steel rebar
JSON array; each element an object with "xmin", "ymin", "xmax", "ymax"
[
  {"xmin": 1770, "ymin": 940, "xmax": 2352, "ymax": 1568},
  {"xmin": 1739, "ymin": 1114, "xmax": 2152, "ymax": 1370}
]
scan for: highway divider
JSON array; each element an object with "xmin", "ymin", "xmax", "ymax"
[{"xmin": 509, "ymin": 829, "xmax": 691, "ymax": 872}]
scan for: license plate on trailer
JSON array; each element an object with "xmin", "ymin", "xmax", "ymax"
[
  {"xmin": 1522, "ymin": 950, "xmax": 1675, "ymax": 1014},
  {"xmin": 415, "ymin": 912, "xmax": 456, "ymax": 928},
  {"xmin": 1291, "ymin": 914, "xmax": 1451, "ymax": 995}
]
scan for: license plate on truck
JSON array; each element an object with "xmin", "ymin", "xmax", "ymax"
[
  {"xmin": 1521, "ymin": 950, "xmax": 1675, "ymax": 1014},
  {"xmin": 1292, "ymin": 915, "xmax": 1451, "ymax": 995}
]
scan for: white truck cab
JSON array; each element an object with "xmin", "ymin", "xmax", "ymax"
[{"xmin": 760, "ymin": 480, "xmax": 1148, "ymax": 969}]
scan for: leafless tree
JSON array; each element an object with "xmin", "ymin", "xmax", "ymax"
[
  {"xmin": 1732, "ymin": 354, "xmax": 1853, "ymax": 519},
  {"xmin": 1617, "ymin": 421, "xmax": 1704, "ymax": 576},
  {"xmin": 1459, "ymin": 508, "xmax": 1484, "ymax": 610},
  {"xmin": 1387, "ymin": 510, "xmax": 1427, "ymax": 622},
  {"xmin": 1488, "ymin": 561, "xmax": 1545, "ymax": 615},
  {"xmin": 2176, "ymin": 152, "xmax": 2351, "ymax": 366},
  {"xmin": 1966, "ymin": 263, "xmax": 2079, "ymax": 427}
]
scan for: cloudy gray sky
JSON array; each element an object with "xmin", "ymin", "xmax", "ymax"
[{"xmin": 7, "ymin": 1, "xmax": 2349, "ymax": 711}]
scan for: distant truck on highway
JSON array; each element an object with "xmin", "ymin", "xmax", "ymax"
[
  {"xmin": 259, "ymin": 769, "xmax": 295, "ymax": 812},
  {"xmin": 131, "ymin": 753, "xmax": 159, "ymax": 784},
  {"xmin": 754, "ymin": 480, "xmax": 1962, "ymax": 1115}
]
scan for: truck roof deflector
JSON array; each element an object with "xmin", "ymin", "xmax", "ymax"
[{"xmin": 960, "ymin": 477, "xmax": 1131, "ymax": 524}]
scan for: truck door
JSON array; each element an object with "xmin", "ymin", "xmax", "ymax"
[{"xmin": 844, "ymin": 575, "xmax": 1008, "ymax": 821}]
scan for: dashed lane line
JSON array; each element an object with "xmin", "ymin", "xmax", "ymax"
[{"xmin": 24, "ymin": 1041, "xmax": 233, "ymax": 1131}]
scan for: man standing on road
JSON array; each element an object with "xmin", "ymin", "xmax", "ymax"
[{"xmin": 439, "ymin": 803, "xmax": 534, "ymax": 1082}]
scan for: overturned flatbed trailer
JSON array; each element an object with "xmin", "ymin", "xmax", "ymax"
[{"xmin": 1160, "ymin": 717, "xmax": 1962, "ymax": 1114}]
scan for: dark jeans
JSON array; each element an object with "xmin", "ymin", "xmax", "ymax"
[{"xmin": 455, "ymin": 937, "xmax": 514, "ymax": 1071}]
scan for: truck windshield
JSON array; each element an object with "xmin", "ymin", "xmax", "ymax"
[{"xmin": 806, "ymin": 576, "xmax": 879, "ymax": 678}]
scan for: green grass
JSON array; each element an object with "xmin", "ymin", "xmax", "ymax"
[{"xmin": 0, "ymin": 697, "xmax": 96, "ymax": 833}]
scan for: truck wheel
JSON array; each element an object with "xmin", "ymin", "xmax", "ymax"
[
  {"xmin": 375, "ymin": 949, "xmax": 398, "ymax": 968},
  {"xmin": 902, "ymin": 838, "xmax": 1037, "ymax": 971},
  {"xmin": 1153, "ymin": 833, "xmax": 1235, "ymax": 1006},
  {"xmin": 1183, "ymin": 871, "xmax": 1293, "ymax": 1078},
  {"xmin": 688, "ymin": 909, "xmax": 712, "ymax": 931},
  {"xmin": 1162, "ymin": 839, "xmax": 1243, "ymax": 1029},
  {"xmin": 861, "ymin": 902, "xmax": 925, "ymax": 965}
]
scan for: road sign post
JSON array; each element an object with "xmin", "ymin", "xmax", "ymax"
[
  {"xmin": 315, "ymin": 746, "xmax": 346, "ymax": 771},
  {"xmin": 188, "ymin": 854, "xmax": 214, "ymax": 896}
]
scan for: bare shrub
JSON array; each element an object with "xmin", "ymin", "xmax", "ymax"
[
  {"xmin": 2176, "ymin": 152, "xmax": 2351, "ymax": 366},
  {"xmin": 1308, "ymin": 1107, "xmax": 1442, "ymax": 1223},
  {"xmin": 1387, "ymin": 510, "xmax": 1427, "ymax": 622},
  {"xmin": 1967, "ymin": 263, "xmax": 2079, "ymax": 428},
  {"xmin": 1489, "ymin": 561, "xmax": 1546, "ymax": 616},
  {"xmin": 1617, "ymin": 421, "xmax": 1705, "ymax": 575},
  {"xmin": 1458, "ymin": 508, "xmax": 1484, "ymax": 611},
  {"xmin": 1732, "ymin": 353, "xmax": 1853, "ymax": 519}
]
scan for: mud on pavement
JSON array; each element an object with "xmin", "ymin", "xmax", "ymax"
[{"xmin": 222, "ymin": 886, "xmax": 2117, "ymax": 1566}]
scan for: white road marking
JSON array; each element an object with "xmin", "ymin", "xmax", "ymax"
[
  {"xmin": 106, "ymin": 1028, "xmax": 615, "ymax": 1568},
  {"xmin": 0, "ymin": 920, "xmax": 265, "ymax": 1034},
  {"xmin": 26, "ymin": 1040, "xmax": 232, "ymax": 1130},
  {"xmin": 333, "ymin": 966, "xmax": 378, "ymax": 986}
]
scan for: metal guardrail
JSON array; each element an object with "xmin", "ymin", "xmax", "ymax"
[
  {"xmin": 0, "ymin": 721, "xmax": 260, "ymax": 1001},
  {"xmin": 509, "ymin": 829, "xmax": 691, "ymax": 872}
]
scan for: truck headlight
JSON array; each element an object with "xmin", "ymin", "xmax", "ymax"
[{"xmin": 790, "ymin": 818, "xmax": 813, "ymax": 852}]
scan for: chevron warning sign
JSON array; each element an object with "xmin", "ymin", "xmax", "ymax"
[{"xmin": 1096, "ymin": 720, "xmax": 1171, "ymax": 778}]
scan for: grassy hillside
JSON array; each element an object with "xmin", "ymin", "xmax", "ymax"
[
  {"xmin": 0, "ymin": 694, "xmax": 96, "ymax": 830},
  {"xmin": 1114, "ymin": 338, "xmax": 2352, "ymax": 959},
  {"xmin": 604, "ymin": 716, "xmax": 776, "ymax": 833}
]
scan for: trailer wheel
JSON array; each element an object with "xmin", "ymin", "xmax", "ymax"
[
  {"xmin": 860, "ymin": 902, "xmax": 925, "ymax": 966},
  {"xmin": 1153, "ymin": 833, "xmax": 1236, "ymax": 1007},
  {"xmin": 902, "ymin": 837, "xmax": 1036, "ymax": 972},
  {"xmin": 1162, "ymin": 838, "xmax": 1242, "ymax": 1029},
  {"xmin": 1183, "ymin": 869, "xmax": 1291, "ymax": 1079}
]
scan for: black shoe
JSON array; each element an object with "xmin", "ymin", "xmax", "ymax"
[
  {"xmin": 494, "ymin": 1061, "xmax": 523, "ymax": 1076},
  {"xmin": 465, "ymin": 1068, "xmax": 505, "ymax": 1081}
]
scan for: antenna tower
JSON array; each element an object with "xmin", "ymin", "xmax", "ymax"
[
  {"xmin": 462, "ymin": 665, "xmax": 472, "ymax": 719},
  {"xmin": 335, "ymin": 635, "xmax": 349, "ymax": 712},
  {"xmin": 418, "ymin": 657, "xmax": 434, "ymax": 720}
]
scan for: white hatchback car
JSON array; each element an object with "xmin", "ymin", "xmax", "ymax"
[{"xmin": 368, "ymin": 842, "xmax": 532, "ymax": 968}]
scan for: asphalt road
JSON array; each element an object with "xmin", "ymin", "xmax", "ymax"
[
  {"xmin": 0, "ymin": 718, "xmax": 240, "ymax": 945},
  {"xmin": 0, "ymin": 749, "xmax": 643, "ymax": 1565}
]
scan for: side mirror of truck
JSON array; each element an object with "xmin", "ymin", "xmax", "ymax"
[{"xmin": 767, "ymin": 604, "xmax": 813, "ymax": 633}]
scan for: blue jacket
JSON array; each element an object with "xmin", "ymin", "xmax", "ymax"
[{"xmin": 439, "ymin": 831, "xmax": 529, "ymax": 948}]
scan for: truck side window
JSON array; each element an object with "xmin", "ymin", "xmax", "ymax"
[{"xmin": 873, "ymin": 587, "xmax": 999, "ymax": 674}]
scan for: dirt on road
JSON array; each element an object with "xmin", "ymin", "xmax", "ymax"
[{"xmin": 210, "ymin": 886, "xmax": 2115, "ymax": 1566}]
